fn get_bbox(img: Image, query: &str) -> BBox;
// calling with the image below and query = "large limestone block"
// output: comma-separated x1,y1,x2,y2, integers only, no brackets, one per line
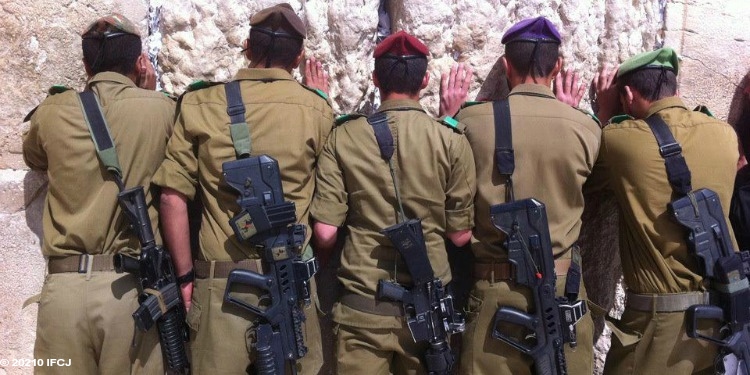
0,0,150,170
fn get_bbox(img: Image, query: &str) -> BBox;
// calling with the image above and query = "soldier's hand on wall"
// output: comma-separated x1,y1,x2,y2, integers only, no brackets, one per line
304,57,329,95
594,67,620,124
554,69,586,107
136,52,157,90
439,63,473,117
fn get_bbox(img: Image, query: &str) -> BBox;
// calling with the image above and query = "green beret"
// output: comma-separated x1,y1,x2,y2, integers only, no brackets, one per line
617,47,679,78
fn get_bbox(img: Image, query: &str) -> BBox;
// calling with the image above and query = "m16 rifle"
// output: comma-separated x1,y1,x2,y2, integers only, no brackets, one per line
376,218,465,375
221,155,318,375
114,186,190,374
490,198,586,375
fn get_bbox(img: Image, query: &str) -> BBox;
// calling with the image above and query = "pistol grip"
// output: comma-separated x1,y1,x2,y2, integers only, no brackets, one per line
686,304,726,345
491,306,538,354
224,269,273,318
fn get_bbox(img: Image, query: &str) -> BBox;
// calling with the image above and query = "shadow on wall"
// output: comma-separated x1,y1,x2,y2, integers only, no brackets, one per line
476,55,510,101
23,170,47,245
728,71,750,162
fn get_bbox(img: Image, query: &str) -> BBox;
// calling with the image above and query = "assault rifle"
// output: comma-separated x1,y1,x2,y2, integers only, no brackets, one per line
490,198,586,375
114,186,190,374
221,155,318,375
674,189,750,374
377,218,465,375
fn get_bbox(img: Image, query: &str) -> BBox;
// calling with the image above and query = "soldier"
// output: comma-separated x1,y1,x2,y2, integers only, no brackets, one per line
590,48,739,374
311,31,476,374
22,14,174,374
441,16,600,375
154,3,332,374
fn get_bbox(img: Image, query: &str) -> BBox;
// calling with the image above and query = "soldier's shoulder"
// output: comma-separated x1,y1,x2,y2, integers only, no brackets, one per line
335,113,367,127
25,85,78,122
693,105,715,118
607,114,636,126
436,115,466,134
571,107,601,127
300,84,331,105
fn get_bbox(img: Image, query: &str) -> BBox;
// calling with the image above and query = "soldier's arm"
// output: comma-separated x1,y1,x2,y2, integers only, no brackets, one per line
310,130,347,266
160,187,193,311
593,67,620,123
22,112,48,171
445,133,476,246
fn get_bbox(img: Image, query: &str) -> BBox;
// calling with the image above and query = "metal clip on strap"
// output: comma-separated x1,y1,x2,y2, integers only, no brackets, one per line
645,115,692,196
492,99,515,201
225,81,252,158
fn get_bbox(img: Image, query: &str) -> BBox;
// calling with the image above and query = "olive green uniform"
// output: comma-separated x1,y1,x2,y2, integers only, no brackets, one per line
585,97,739,374
23,72,175,374
455,84,601,375
152,68,332,374
310,99,476,374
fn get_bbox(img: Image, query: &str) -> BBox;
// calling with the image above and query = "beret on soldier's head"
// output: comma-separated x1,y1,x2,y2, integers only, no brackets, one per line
250,3,306,39
501,16,561,44
617,47,680,78
82,13,140,38
373,30,429,58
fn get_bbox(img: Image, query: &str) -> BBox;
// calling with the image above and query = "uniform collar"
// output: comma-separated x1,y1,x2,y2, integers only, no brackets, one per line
234,68,295,81
508,83,556,99
377,99,424,112
645,96,687,118
86,72,136,89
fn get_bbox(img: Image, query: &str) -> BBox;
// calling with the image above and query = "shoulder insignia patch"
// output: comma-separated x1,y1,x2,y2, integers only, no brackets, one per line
335,113,365,126
575,107,601,127
47,85,72,95
608,114,634,125
440,116,466,133
187,80,222,92
160,90,178,101
693,105,715,118
302,84,331,103
461,100,487,109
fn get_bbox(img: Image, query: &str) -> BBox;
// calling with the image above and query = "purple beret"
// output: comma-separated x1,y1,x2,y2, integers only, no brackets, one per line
374,30,429,58
501,17,561,44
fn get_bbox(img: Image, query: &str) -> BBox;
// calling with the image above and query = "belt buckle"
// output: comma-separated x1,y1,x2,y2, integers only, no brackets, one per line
77,254,94,274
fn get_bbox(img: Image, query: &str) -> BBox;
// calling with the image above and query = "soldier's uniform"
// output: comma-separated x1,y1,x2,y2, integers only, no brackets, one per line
152,6,333,373
585,48,739,374
22,14,174,375
310,32,476,375
454,17,601,375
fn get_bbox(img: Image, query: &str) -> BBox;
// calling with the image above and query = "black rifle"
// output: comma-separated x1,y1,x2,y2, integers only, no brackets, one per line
376,218,465,375
672,189,750,374
221,155,318,375
489,198,586,375
114,186,190,374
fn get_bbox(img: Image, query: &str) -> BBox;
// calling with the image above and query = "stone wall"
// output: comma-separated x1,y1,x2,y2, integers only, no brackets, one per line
1,0,748,374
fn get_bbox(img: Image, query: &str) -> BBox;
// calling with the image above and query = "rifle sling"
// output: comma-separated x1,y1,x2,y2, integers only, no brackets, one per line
224,80,252,158
644,114,692,196
77,91,124,188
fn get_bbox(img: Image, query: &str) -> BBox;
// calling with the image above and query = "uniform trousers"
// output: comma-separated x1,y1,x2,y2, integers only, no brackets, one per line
34,271,163,375
187,272,323,374
604,307,719,375
460,276,594,375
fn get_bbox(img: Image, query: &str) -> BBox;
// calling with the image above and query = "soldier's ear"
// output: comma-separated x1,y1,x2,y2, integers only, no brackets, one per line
243,39,252,60
83,58,94,78
551,56,563,77
420,70,429,90
501,56,511,78
372,71,381,88
292,49,305,71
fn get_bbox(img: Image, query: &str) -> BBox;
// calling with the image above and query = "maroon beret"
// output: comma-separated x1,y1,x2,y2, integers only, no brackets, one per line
374,30,429,58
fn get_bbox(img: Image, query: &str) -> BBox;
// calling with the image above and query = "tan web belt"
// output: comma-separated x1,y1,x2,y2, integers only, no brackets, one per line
47,254,116,274
626,291,712,313
473,258,572,282
194,259,262,279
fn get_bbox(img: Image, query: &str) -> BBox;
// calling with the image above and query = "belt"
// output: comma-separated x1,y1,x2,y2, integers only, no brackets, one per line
474,258,572,282
626,291,712,313
194,259,262,279
47,254,116,274
340,293,403,316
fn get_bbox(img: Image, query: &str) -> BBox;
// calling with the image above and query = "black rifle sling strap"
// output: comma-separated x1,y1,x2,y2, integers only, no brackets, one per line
493,99,515,202
225,80,252,158
645,114,693,197
367,112,406,224
77,91,125,190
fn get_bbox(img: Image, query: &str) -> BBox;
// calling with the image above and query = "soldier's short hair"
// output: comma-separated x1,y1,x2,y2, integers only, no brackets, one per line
248,27,304,69
504,41,559,78
82,34,141,75
374,56,428,95
618,68,678,102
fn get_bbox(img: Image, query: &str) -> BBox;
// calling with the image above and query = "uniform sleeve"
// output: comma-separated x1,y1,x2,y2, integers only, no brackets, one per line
22,112,48,171
583,132,610,194
151,106,198,199
315,106,334,157
445,132,476,232
310,130,348,226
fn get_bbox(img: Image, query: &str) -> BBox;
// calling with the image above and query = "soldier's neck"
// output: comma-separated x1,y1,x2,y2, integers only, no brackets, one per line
381,91,420,102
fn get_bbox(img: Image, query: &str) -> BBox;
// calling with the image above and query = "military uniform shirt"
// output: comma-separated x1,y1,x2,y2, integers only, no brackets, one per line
23,72,175,258
586,97,739,294
456,84,601,261
152,68,333,261
311,99,476,328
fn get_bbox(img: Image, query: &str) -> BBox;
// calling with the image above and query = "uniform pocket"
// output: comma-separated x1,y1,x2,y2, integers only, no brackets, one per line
186,299,202,333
